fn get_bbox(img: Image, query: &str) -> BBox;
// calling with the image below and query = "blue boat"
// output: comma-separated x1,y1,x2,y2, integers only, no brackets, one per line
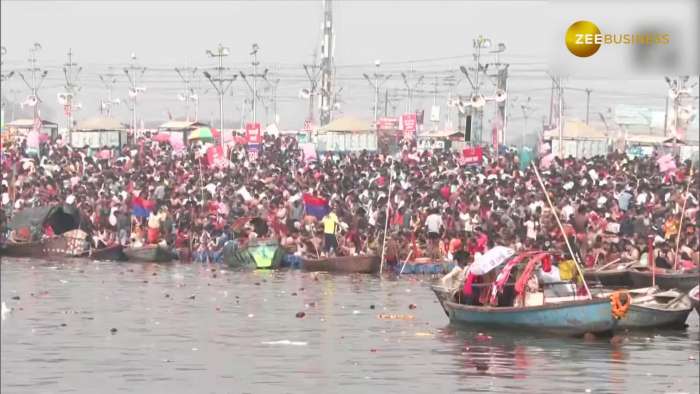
441,298,617,336
433,250,620,336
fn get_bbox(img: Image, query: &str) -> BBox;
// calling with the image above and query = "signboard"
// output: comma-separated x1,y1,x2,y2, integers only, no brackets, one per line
247,143,260,161
461,145,483,166
378,117,399,131
245,122,262,145
401,113,417,139
430,105,440,122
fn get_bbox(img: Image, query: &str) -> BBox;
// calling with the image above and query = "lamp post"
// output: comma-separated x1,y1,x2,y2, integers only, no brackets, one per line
204,44,236,149
363,60,391,123
239,43,268,125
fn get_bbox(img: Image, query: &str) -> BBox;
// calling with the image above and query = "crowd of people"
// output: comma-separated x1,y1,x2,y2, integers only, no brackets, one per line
1,131,698,272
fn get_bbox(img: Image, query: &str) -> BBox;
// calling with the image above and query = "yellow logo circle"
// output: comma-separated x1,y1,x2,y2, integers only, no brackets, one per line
565,21,601,57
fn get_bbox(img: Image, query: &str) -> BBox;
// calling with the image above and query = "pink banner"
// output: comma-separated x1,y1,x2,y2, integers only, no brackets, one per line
657,153,676,173
401,113,417,139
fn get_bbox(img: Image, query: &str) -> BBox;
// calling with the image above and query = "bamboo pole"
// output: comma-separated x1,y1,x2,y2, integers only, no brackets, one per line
399,249,414,275
673,166,694,270
379,173,394,275
530,163,591,299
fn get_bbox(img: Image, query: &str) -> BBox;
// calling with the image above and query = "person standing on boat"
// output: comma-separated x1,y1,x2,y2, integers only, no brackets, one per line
321,206,340,256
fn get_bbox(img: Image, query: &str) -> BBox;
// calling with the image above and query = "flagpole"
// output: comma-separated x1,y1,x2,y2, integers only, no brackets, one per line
379,172,394,275
673,166,694,270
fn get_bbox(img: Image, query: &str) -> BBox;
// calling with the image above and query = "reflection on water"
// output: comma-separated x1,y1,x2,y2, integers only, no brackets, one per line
1,258,698,393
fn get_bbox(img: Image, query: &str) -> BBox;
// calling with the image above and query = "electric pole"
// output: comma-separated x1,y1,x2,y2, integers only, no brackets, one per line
363,61,391,123
585,88,591,125
239,43,268,125
17,43,48,129
0,47,15,129
175,66,199,122
98,72,120,118
204,43,237,148
302,60,321,124
62,48,82,141
400,69,423,114
124,53,146,141
319,0,335,126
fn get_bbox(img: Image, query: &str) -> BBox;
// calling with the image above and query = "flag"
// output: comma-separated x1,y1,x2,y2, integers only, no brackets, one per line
657,153,676,173
302,193,329,220
131,194,155,218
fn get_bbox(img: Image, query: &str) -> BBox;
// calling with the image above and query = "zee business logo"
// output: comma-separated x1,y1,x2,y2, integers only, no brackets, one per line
565,20,670,57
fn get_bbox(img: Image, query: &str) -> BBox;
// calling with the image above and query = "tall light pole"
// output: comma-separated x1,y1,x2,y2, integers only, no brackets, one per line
520,97,532,149
98,73,120,118
124,53,146,141
239,43,268,125
319,0,335,126
17,43,48,128
363,60,391,123
0,47,15,129
62,48,82,140
400,70,423,114
204,43,237,148
175,66,198,122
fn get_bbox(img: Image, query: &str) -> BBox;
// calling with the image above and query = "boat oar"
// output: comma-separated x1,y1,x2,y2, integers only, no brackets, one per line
596,258,621,272
531,163,592,299
673,165,694,270
399,249,414,275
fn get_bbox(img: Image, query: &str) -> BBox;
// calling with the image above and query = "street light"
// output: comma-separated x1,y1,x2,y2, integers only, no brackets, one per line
205,44,234,148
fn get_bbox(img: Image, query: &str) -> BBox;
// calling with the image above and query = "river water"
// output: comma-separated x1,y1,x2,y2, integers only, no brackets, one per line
1,257,698,394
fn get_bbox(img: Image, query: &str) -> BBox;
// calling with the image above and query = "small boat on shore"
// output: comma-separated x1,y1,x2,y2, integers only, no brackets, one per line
583,260,636,288
88,244,127,262
397,258,455,275
593,287,693,329
223,238,284,269
628,268,699,292
123,244,175,263
301,255,380,274
0,239,46,258
689,285,700,315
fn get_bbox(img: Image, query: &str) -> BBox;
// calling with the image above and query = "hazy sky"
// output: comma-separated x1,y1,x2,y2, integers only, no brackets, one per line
1,0,695,143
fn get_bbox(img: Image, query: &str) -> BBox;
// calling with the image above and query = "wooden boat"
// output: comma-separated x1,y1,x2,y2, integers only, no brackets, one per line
42,230,90,257
88,244,127,262
431,285,452,316
689,285,700,315
628,268,699,292
398,258,455,274
593,287,693,329
0,239,46,258
123,244,175,263
301,255,380,274
583,261,635,288
223,238,284,269
441,298,617,336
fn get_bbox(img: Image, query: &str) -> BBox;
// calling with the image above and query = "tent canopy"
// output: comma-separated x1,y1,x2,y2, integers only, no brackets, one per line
317,116,374,133
75,116,126,131
543,120,607,140
5,119,59,129
158,120,209,130
8,204,91,235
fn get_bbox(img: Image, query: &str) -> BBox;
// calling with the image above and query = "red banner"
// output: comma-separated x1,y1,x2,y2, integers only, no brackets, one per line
401,113,417,139
245,122,262,145
461,146,483,166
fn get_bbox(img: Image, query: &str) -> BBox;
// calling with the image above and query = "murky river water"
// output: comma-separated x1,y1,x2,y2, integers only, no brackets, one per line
1,257,698,393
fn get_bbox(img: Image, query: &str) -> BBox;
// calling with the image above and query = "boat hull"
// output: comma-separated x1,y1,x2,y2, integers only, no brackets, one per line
123,245,174,263
301,255,380,274
42,235,90,258
224,239,284,269
431,285,452,316
89,244,127,262
628,270,699,292
617,303,692,329
0,240,46,258
584,269,631,288
442,298,617,336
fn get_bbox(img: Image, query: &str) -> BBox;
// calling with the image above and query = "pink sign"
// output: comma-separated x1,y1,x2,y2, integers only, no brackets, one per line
461,146,483,166
401,113,417,139
245,122,262,145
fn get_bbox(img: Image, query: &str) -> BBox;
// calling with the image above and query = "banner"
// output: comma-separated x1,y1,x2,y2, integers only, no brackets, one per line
401,113,417,139
378,117,399,131
461,145,483,166
245,122,262,145
247,143,260,161
657,153,676,173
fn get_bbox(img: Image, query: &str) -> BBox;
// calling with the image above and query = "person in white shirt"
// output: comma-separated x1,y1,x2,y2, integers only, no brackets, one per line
441,250,470,292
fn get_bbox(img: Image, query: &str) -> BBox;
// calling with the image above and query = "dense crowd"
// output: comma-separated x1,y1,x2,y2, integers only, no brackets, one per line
1,132,698,270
